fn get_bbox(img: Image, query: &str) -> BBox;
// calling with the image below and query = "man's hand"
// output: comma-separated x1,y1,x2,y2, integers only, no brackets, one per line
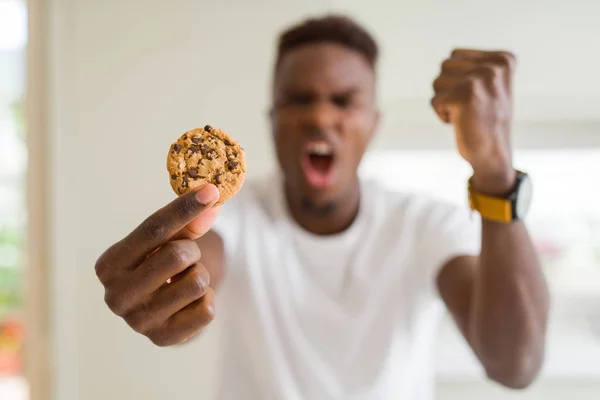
95,184,221,346
432,49,517,195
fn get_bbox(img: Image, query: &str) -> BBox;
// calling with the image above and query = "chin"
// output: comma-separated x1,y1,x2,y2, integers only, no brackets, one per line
300,183,343,208
301,195,337,215
305,191,335,205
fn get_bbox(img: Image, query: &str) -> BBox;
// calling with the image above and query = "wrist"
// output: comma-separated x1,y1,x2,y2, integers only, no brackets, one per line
471,167,517,196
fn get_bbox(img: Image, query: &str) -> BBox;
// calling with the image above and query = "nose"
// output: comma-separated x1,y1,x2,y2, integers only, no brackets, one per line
302,101,339,134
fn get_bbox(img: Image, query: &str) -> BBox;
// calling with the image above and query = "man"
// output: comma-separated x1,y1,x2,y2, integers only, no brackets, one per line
95,15,549,399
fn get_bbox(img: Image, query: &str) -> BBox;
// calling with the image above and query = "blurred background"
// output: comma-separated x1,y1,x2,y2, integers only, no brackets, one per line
0,0,599,399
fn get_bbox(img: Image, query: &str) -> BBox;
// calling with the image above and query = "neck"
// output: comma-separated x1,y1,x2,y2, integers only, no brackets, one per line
285,178,361,236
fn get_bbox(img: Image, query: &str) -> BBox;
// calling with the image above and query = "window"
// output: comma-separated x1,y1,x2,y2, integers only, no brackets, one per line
0,0,28,399
360,148,600,379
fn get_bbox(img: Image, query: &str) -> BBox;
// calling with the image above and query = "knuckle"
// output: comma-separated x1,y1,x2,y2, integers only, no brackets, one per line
490,67,504,86
475,65,496,80
188,265,209,298
202,299,216,323
94,246,118,283
490,52,516,72
165,241,189,266
201,289,216,323
499,51,516,65
124,310,152,335
441,59,453,70
94,257,109,283
474,65,504,91
141,215,168,241
495,55,510,67
104,289,128,317
148,332,167,347
491,65,503,77
149,330,173,347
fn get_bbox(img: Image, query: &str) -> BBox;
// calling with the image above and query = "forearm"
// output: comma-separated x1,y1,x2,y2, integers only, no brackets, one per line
469,219,550,387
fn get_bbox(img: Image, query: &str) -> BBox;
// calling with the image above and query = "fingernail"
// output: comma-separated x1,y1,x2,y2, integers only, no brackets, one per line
195,184,220,205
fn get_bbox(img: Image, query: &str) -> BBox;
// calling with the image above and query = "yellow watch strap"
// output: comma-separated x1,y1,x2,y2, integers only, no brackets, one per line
468,181,513,223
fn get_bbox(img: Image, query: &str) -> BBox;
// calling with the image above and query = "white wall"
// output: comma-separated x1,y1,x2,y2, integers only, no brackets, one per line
43,1,600,399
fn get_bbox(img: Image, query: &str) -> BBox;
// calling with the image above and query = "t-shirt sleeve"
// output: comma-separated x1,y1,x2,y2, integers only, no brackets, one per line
420,199,482,298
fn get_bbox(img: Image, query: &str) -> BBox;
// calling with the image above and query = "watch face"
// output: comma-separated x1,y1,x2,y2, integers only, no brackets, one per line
515,174,533,219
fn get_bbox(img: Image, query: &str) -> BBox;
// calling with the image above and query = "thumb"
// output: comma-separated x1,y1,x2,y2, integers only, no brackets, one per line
173,185,221,240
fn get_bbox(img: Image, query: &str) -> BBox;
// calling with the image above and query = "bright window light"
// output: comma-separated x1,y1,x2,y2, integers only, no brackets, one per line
0,1,27,52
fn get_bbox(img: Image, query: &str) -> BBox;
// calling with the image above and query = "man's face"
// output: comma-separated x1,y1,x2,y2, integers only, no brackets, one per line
271,42,379,211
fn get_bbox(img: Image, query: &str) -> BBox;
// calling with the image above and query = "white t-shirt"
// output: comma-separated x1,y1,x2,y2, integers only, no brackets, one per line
211,174,481,400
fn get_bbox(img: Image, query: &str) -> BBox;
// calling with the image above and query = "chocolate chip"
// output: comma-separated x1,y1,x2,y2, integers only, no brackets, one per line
200,144,210,155
227,160,238,170
188,146,199,154
171,174,177,180
183,134,187,140
172,144,181,153
223,139,232,146
214,173,222,184
204,125,212,132
182,177,189,187
191,137,202,144
187,168,198,178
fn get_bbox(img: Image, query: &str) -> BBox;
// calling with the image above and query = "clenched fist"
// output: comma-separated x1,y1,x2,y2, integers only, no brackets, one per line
95,185,221,346
432,49,517,195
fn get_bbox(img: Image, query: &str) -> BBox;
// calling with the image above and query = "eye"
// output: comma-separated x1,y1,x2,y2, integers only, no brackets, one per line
288,93,313,106
332,95,352,109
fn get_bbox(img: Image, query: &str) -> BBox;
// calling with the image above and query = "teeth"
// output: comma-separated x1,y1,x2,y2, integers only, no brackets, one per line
307,142,332,156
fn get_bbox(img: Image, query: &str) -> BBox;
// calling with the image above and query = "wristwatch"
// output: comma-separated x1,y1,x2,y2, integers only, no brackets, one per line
468,170,533,222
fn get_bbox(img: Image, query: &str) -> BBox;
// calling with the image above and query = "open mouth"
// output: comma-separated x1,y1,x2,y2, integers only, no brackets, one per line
300,141,337,188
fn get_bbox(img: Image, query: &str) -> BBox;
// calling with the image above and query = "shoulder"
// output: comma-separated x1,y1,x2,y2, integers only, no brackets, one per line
364,178,469,224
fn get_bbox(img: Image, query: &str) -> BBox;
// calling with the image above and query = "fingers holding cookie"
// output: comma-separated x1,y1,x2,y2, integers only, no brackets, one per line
98,184,220,273
95,125,245,347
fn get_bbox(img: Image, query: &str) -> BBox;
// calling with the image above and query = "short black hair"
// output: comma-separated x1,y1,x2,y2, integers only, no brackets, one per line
275,15,379,70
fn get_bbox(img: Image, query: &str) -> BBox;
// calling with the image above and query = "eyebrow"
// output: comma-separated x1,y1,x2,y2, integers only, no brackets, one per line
283,88,362,97
332,89,361,97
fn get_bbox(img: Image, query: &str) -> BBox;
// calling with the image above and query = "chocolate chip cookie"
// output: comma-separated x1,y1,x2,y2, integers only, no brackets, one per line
167,125,246,206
